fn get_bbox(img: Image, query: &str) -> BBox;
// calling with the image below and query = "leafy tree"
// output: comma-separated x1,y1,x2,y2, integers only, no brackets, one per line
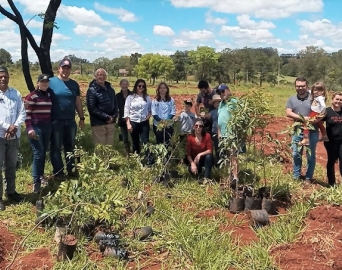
134,53,174,85
0,0,61,91
188,46,219,81
0,48,13,65
130,52,142,77
170,50,187,83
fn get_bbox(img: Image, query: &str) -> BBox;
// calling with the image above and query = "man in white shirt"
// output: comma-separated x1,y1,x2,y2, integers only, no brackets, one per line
0,67,26,210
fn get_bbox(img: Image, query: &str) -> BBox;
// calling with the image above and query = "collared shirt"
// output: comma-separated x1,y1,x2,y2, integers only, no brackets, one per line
151,98,176,126
218,98,238,138
0,87,26,139
124,94,152,123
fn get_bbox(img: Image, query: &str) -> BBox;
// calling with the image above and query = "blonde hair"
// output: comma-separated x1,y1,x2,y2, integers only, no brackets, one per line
311,81,327,102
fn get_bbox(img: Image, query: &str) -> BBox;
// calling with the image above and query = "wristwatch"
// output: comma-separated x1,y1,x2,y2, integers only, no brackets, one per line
80,117,85,120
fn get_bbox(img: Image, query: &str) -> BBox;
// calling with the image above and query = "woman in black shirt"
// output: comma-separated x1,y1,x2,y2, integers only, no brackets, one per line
323,92,342,186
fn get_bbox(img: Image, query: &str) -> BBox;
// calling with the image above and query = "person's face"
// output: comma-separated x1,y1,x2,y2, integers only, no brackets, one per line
58,66,71,79
95,70,107,84
200,87,208,95
137,82,146,93
295,81,307,95
38,80,49,91
313,87,324,98
158,84,167,96
120,81,129,90
184,104,191,112
193,121,204,133
0,72,9,90
332,95,342,107
213,101,220,108
218,88,231,101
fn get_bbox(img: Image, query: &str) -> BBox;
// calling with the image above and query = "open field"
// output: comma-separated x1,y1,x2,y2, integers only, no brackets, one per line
1,74,341,270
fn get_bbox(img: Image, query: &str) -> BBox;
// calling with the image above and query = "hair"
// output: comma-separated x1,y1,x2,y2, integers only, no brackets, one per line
311,81,327,102
120,78,129,85
191,118,206,137
94,68,107,76
198,80,209,89
294,76,308,86
133,79,148,101
155,82,171,102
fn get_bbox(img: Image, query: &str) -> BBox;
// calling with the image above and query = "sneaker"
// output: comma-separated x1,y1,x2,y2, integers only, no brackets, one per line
54,173,66,182
33,183,41,194
0,200,5,211
7,192,23,202
319,135,329,142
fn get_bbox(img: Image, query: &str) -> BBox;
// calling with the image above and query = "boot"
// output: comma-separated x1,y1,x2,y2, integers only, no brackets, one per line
124,142,130,158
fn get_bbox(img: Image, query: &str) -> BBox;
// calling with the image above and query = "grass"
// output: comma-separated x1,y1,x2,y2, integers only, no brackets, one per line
1,73,340,269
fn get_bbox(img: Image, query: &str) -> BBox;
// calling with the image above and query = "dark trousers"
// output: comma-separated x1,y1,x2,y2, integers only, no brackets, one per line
153,125,174,146
324,140,342,186
188,154,213,179
130,120,150,154
212,133,219,163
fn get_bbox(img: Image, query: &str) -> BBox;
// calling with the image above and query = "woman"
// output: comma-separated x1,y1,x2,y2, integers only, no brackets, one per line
116,79,132,157
86,68,117,146
186,119,213,181
323,92,342,187
124,79,152,160
25,74,52,194
151,82,176,146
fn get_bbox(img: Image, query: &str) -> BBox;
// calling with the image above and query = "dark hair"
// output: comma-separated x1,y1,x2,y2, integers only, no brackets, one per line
198,80,209,89
133,79,148,101
191,118,206,137
155,82,171,102
294,76,308,86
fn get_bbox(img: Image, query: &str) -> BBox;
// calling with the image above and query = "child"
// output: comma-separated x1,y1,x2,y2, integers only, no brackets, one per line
300,81,328,146
177,100,196,139
206,94,221,163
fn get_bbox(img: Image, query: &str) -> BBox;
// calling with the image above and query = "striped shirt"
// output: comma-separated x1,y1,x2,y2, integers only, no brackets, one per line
124,94,152,123
25,89,52,131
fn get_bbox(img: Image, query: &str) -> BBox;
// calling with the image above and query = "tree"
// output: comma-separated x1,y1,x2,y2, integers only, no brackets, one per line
134,53,174,85
130,52,142,77
170,50,187,83
0,48,13,66
0,0,61,91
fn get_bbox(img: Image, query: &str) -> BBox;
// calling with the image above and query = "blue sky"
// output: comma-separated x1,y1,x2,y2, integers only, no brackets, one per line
0,0,341,62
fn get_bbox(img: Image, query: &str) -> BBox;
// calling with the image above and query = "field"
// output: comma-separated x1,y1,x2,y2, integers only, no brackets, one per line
0,74,341,270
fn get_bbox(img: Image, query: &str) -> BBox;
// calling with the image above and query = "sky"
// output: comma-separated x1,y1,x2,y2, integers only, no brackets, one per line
0,0,341,62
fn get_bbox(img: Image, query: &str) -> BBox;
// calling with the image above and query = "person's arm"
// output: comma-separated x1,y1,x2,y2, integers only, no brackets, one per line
151,100,161,121
24,93,34,133
112,88,118,121
200,134,213,156
13,92,26,131
186,137,195,163
146,96,152,120
124,95,133,131
217,125,221,138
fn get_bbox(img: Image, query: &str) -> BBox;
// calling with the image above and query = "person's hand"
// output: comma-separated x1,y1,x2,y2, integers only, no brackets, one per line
4,132,12,139
7,125,17,136
127,123,133,133
194,154,201,164
79,119,85,129
200,112,205,118
106,116,114,124
28,130,37,139
190,162,198,174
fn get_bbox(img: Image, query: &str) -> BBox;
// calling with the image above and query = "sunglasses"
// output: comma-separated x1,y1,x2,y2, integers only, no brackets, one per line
138,85,145,88
194,124,203,128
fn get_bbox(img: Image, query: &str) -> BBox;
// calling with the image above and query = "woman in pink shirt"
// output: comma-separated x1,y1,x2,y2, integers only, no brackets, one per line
186,119,213,181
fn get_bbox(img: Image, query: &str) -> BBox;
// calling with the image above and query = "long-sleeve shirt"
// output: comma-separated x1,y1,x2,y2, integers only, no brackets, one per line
151,98,176,126
0,87,26,139
124,94,152,123
186,133,212,158
25,89,52,132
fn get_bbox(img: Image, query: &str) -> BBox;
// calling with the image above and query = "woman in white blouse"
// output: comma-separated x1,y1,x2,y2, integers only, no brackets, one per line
124,79,152,156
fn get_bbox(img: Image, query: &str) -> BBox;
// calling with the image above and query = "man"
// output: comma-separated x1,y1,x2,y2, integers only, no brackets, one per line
86,68,117,146
49,58,85,179
217,83,243,182
116,79,132,157
0,67,26,210
286,76,319,186
195,80,215,134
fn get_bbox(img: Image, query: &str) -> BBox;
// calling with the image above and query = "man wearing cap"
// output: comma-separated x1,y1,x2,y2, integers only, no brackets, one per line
49,58,85,179
0,67,26,209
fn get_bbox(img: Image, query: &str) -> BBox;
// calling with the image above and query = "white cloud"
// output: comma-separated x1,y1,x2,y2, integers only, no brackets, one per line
171,38,193,48
94,2,138,22
153,25,175,36
0,18,16,29
16,0,49,14
170,0,323,19
74,25,106,37
180,30,214,40
25,19,43,29
237,14,275,29
58,5,111,26
205,12,227,25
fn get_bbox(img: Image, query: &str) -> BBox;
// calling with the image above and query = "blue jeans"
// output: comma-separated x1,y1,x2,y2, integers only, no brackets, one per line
0,138,19,198
188,154,213,179
50,119,77,175
29,124,52,184
292,131,319,179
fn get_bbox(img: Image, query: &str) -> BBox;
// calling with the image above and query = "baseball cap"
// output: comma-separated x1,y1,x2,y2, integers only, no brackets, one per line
37,74,49,82
217,84,229,91
59,58,72,68
0,67,9,73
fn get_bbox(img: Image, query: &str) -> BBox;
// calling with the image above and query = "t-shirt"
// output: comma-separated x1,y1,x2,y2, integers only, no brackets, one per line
311,96,326,114
49,77,80,120
196,90,215,111
218,98,238,138
210,108,218,134
324,107,342,141
179,111,196,133
286,94,318,132
186,133,212,159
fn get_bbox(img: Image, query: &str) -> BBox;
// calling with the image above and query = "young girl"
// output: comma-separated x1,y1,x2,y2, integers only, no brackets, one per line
300,81,328,145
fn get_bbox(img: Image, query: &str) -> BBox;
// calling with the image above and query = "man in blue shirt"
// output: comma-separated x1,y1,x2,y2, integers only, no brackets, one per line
0,67,26,210
49,59,85,180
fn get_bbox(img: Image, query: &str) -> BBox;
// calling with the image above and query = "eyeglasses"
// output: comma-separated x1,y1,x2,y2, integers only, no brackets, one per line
194,124,203,128
137,85,145,88
295,85,307,89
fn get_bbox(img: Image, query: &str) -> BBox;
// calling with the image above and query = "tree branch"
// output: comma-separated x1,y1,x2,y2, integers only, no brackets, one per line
0,4,17,23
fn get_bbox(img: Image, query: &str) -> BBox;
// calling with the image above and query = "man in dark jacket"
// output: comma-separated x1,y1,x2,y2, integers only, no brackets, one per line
86,68,118,146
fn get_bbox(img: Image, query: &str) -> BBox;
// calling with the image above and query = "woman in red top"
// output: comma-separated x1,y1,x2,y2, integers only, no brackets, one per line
186,118,213,180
